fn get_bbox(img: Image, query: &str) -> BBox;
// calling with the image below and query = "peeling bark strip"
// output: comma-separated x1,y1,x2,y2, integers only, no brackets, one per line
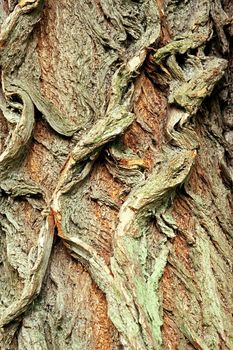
0,0,233,349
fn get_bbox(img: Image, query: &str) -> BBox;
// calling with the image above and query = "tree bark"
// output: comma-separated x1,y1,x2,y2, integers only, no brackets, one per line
0,0,232,349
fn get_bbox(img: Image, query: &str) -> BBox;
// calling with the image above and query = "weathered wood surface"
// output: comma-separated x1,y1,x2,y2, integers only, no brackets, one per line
0,0,232,349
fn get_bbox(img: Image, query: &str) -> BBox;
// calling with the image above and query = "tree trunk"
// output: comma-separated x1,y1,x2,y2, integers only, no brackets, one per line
0,0,232,349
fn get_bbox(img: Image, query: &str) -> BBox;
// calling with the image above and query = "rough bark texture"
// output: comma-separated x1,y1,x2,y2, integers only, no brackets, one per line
0,0,232,349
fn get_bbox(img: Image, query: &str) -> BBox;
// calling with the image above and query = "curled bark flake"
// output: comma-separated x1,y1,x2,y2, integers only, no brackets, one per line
0,86,34,178
0,212,54,327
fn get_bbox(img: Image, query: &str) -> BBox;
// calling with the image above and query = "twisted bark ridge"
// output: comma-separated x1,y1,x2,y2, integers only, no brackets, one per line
0,0,232,349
